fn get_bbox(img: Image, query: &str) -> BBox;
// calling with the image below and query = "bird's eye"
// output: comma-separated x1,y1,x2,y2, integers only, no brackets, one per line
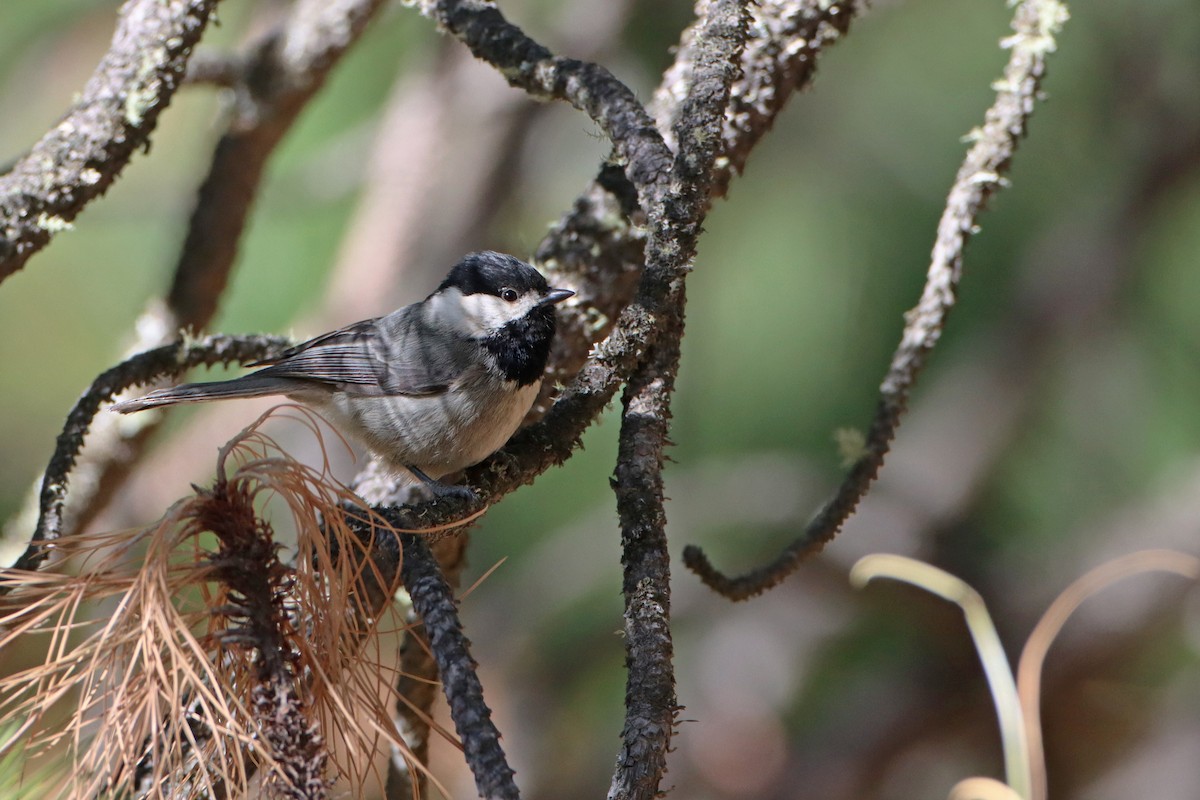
500,288,519,302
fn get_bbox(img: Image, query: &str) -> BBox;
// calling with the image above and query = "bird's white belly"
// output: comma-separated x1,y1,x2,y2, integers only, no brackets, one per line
320,379,539,479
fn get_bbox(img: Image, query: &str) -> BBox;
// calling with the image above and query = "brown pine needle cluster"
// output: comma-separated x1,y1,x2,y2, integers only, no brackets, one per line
0,407,442,799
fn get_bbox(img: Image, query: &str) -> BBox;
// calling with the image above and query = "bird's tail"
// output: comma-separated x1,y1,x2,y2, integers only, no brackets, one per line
111,376,299,414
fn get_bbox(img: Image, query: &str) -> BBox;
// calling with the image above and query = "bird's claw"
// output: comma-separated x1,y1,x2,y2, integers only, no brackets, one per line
406,465,478,504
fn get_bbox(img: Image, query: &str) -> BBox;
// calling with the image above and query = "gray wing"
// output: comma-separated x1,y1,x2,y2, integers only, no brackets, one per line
250,312,468,397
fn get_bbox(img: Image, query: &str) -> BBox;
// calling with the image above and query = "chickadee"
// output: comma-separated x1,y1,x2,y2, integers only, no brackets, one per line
113,251,574,498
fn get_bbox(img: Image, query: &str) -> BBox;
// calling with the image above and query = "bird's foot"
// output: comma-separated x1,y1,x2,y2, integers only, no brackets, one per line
406,465,479,503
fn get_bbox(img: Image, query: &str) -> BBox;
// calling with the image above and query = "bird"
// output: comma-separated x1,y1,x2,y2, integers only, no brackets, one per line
113,251,574,499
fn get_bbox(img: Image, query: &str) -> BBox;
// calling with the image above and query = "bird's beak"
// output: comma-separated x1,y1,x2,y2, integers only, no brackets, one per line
539,288,575,306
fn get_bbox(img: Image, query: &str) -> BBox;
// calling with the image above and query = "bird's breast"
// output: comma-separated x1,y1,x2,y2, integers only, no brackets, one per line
330,374,540,479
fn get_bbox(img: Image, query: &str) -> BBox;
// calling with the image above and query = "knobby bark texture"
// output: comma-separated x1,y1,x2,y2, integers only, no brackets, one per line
2,0,873,793
0,0,219,281
609,312,685,800
2,0,388,555
363,0,870,531
5,0,871,794
386,534,469,800
400,534,519,800
684,0,1071,600
8,334,288,583
607,2,749,797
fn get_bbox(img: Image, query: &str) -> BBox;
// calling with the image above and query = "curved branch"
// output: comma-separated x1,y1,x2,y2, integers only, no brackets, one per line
368,0,752,520
11,0,388,551
413,0,673,211
400,534,519,800
684,0,1071,600
719,0,862,197
0,0,219,282
386,535,469,800
361,0,856,529
533,0,867,421
7,334,289,579
352,0,680,517
340,8,749,792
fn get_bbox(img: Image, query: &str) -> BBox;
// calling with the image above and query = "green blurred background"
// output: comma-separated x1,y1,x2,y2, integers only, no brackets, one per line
2,0,1200,798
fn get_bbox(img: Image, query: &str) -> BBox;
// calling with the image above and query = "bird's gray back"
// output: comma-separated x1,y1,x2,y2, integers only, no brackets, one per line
256,305,476,397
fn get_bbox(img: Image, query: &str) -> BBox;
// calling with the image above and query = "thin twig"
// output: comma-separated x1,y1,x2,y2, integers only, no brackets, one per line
684,0,1071,600
0,0,219,282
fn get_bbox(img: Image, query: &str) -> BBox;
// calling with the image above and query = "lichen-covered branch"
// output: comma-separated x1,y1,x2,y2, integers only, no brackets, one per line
4,0,873,791
716,0,862,197
684,0,1071,600
0,0,219,281
607,2,748,797
359,0,856,533
412,0,673,215
608,309,684,800
6,334,288,580
350,0,678,521
6,0,388,553
531,0,866,422
400,534,519,800
370,0,738,521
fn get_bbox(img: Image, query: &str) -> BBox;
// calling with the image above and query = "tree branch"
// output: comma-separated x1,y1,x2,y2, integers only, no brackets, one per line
532,0,867,422
400,534,519,800
168,0,386,326
0,0,219,282
357,0,862,552
0,0,889,792
8,0,388,551
386,535,469,800
608,2,748,797
345,7,747,796
7,334,289,580
684,0,1071,600
411,0,673,209
716,0,862,198
608,310,684,800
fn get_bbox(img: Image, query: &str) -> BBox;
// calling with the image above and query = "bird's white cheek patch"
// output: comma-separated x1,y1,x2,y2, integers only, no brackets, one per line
458,292,539,333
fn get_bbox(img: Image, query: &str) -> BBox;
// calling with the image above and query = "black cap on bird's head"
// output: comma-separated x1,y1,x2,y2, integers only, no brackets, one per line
437,251,549,298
